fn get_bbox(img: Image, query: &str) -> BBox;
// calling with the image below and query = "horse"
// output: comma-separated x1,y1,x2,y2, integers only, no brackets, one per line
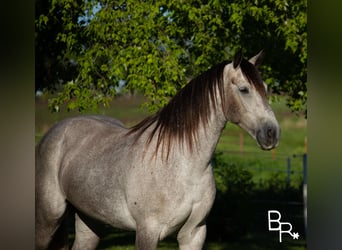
35,50,280,249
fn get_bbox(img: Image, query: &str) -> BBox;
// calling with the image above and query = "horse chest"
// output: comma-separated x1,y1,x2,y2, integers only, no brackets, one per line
159,168,216,239
127,164,215,229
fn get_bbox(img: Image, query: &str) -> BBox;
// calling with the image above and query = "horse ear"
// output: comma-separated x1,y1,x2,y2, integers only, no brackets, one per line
249,50,265,68
233,49,243,68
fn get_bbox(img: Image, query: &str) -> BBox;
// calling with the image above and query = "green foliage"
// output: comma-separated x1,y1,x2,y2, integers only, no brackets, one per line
35,0,85,94
208,152,304,241
226,0,307,115
209,152,255,240
36,0,307,113
256,172,304,201
213,152,254,196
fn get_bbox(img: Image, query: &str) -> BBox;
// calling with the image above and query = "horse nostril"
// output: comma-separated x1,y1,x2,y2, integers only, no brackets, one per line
267,127,275,139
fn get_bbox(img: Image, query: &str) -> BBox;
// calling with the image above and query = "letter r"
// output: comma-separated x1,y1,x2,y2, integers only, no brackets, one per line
279,222,293,243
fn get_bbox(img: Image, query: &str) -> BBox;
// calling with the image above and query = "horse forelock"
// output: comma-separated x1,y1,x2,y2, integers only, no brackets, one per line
240,59,267,99
127,61,229,159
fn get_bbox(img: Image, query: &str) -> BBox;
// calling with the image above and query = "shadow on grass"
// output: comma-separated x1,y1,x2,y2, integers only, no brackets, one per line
68,226,306,250
204,232,306,250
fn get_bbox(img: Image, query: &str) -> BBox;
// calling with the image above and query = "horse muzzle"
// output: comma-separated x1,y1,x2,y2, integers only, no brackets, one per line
256,123,280,150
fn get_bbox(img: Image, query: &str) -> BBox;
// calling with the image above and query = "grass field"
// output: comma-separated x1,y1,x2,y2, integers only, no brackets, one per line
35,94,307,249
77,229,306,250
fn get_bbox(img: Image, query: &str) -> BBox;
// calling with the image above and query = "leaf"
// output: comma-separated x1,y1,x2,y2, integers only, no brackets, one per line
37,0,306,114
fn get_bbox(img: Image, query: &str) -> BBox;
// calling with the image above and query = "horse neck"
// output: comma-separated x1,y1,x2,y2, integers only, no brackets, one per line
190,104,227,165
135,83,229,170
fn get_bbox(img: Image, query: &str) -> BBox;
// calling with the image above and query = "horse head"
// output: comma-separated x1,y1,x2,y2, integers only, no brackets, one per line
223,50,280,150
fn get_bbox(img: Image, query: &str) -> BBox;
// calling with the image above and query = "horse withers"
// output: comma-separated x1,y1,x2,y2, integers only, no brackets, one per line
35,50,280,249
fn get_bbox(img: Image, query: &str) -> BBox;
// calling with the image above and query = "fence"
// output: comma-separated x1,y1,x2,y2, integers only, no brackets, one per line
217,131,307,186
246,153,307,240
217,133,308,239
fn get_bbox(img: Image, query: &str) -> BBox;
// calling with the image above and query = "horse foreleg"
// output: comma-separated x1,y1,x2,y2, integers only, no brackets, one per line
135,223,160,250
177,184,215,250
177,223,207,250
71,213,101,250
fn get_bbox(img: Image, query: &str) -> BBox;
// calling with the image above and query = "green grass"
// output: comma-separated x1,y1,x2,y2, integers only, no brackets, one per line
67,228,306,250
211,96,307,188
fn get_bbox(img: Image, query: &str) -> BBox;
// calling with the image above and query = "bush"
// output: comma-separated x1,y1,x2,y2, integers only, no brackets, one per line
207,152,255,241
255,172,303,201
207,152,305,241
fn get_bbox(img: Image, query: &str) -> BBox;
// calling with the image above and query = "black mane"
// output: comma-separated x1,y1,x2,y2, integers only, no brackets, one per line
127,59,264,159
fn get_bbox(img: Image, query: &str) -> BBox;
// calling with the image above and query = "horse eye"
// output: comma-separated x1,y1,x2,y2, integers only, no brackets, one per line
239,86,249,94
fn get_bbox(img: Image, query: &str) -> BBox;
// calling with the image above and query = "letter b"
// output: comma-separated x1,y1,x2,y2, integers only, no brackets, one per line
268,210,281,231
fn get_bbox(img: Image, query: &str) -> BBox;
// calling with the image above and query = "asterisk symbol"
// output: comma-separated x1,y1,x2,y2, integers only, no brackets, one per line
292,232,299,240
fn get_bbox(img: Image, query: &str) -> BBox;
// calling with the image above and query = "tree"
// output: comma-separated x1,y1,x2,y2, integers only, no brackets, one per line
35,0,85,93
36,0,307,114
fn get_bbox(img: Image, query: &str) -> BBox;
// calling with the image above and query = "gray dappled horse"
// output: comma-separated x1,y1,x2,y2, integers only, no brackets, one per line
36,50,280,249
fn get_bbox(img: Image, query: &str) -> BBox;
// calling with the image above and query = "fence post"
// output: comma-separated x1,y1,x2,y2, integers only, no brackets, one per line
303,153,307,237
303,153,307,185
